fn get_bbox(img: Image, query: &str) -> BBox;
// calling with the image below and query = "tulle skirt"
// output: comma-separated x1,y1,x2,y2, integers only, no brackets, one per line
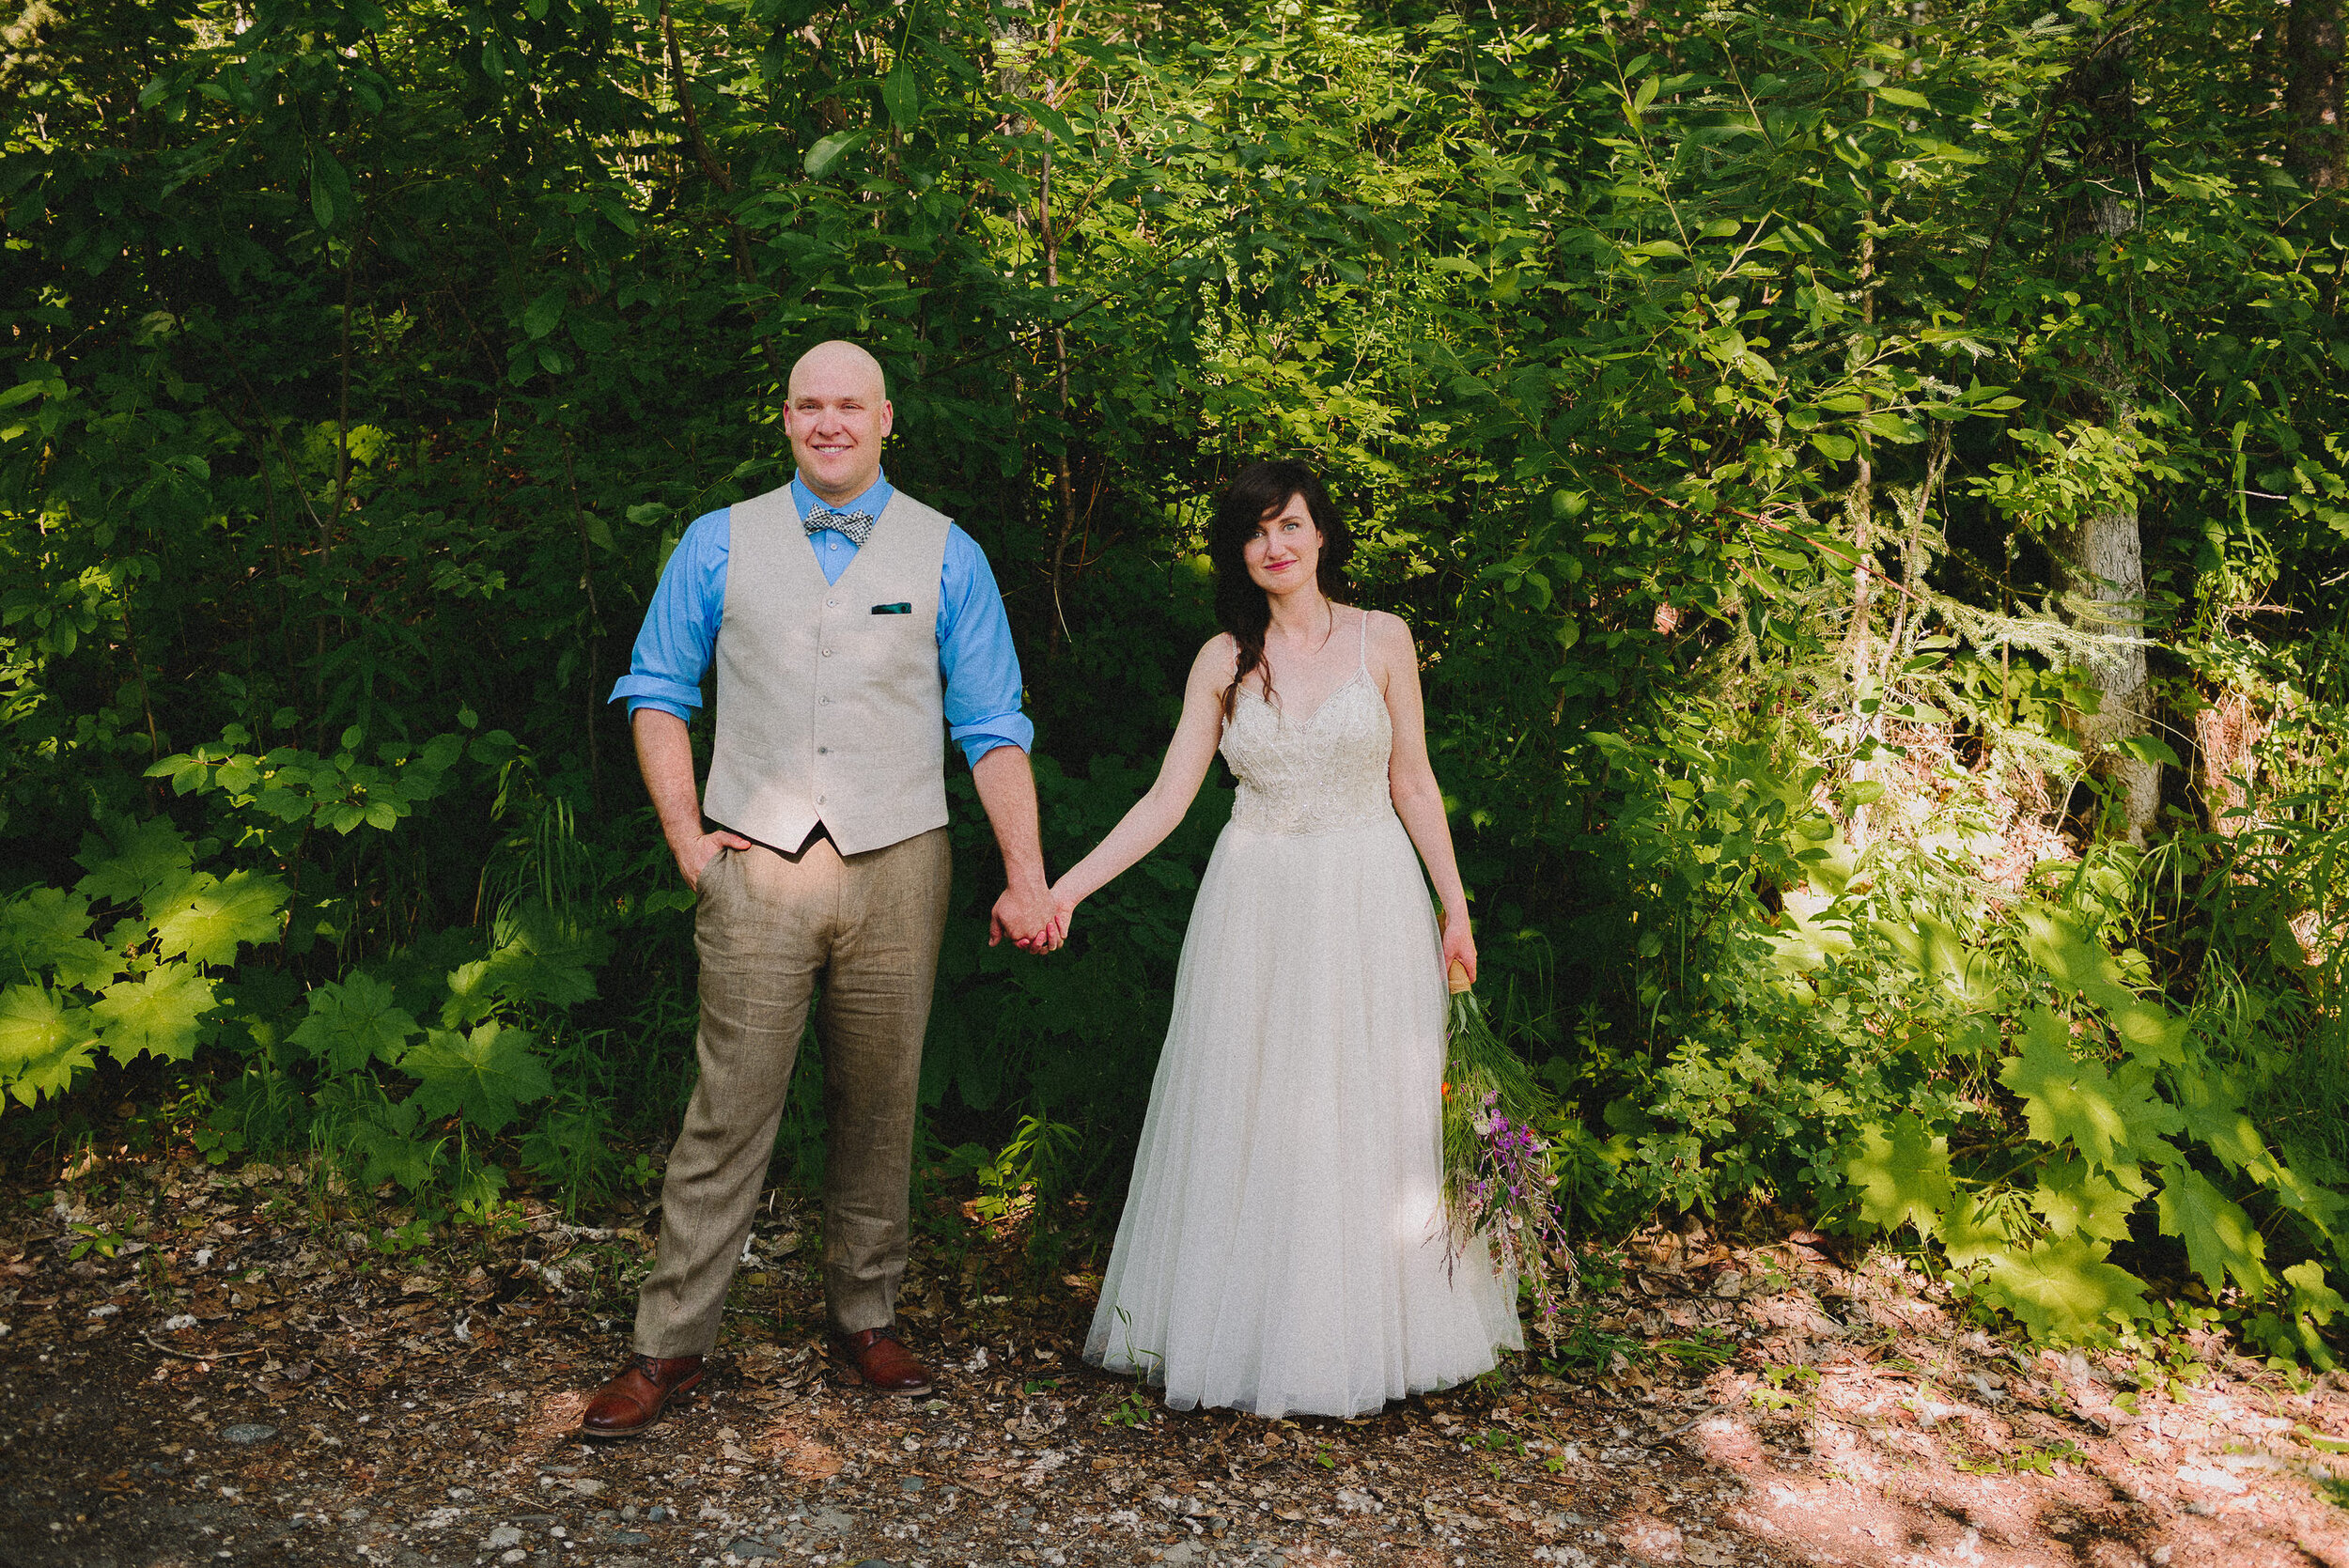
1083,813,1522,1419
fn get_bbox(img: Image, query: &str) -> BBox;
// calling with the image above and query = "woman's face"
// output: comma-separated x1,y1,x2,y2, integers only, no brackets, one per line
1243,492,1321,598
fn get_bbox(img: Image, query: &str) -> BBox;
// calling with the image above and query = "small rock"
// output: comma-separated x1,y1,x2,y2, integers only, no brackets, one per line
849,1560,898,1568
899,1475,925,1493
812,1509,855,1533
447,1487,474,1501
163,1313,198,1331
1160,1545,1201,1566
610,1531,652,1545
220,1424,277,1445
726,1539,781,1560
646,1506,670,1522
485,1526,524,1548
87,1303,119,1319
340,1508,370,1524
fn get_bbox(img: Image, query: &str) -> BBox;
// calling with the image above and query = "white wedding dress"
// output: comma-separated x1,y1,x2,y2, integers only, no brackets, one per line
1083,615,1522,1419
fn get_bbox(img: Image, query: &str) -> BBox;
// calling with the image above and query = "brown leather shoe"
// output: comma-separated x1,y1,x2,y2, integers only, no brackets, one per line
578,1354,704,1439
832,1327,933,1395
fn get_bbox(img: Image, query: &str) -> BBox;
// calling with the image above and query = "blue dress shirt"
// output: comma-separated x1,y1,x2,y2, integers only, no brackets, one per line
607,472,1035,768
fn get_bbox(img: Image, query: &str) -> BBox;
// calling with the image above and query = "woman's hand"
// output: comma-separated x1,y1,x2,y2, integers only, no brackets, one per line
1440,908,1477,986
1019,885,1081,953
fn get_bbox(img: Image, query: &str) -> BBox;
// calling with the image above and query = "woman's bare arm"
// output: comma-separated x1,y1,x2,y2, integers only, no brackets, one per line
1377,612,1477,983
1042,637,1233,939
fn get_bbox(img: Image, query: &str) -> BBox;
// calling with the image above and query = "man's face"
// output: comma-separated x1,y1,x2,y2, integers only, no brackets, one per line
786,355,894,502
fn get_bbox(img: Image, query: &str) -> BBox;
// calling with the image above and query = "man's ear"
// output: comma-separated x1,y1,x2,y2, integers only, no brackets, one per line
877,399,895,440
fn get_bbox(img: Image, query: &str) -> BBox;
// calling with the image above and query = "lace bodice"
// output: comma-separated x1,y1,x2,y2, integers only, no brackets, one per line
1221,615,1394,836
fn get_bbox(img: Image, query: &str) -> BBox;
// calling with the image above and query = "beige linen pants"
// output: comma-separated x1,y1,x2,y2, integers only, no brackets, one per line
633,828,951,1358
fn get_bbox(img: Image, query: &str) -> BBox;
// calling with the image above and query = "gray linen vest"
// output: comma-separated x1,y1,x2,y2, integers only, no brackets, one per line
702,484,953,856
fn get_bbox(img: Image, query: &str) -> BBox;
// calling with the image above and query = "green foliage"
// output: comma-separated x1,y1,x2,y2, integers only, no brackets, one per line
2,0,2346,1368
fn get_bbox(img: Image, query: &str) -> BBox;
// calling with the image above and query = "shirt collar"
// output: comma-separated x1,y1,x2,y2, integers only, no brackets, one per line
792,468,894,527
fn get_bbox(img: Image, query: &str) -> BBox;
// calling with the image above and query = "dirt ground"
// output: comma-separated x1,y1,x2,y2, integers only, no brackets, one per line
5,1154,2347,1568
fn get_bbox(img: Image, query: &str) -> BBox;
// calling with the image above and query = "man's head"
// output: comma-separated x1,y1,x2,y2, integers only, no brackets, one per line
786,341,894,504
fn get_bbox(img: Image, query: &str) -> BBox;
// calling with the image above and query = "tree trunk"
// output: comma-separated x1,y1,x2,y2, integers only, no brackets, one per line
2288,0,2347,191
2061,39,2160,844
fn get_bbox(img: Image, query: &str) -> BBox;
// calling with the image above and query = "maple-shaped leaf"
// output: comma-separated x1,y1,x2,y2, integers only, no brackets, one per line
288,972,420,1073
440,904,609,1026
90,963,219,1064
71,816,195,907
340,1095,442,1192
2155,1165,2273,1296
2108,1000,2187,1067
1874,913,1999,1011
0,887,117,990
2020,907,2138,1013
2287,1260,2344,1326
1975,1234,2149,1341
0,983,99,1105
2030,1152,2145,1245
401,1021,553,1134
2263,1150,2349,1240
2170,1071,2270,1174
1997,1010,2178,1173
1840,1111,1952,1233
150,871,288,969
1935,1188,2012,1266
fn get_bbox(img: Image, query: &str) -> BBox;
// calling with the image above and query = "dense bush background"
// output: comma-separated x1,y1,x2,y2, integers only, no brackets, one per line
6,0,2349,1361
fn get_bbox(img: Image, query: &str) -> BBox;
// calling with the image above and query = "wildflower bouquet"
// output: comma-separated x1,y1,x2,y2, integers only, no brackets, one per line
1441,962,1578,1340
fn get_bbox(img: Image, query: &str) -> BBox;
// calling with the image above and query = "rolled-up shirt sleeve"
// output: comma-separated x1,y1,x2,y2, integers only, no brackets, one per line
939,525,1035,768
608,507,729,721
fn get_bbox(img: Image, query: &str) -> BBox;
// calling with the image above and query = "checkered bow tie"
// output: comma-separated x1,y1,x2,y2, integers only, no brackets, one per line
803,505,877,547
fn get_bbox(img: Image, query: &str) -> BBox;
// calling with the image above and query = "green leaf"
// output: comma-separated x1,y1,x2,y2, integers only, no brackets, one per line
72,817,195,907
2018,908,2136,1012
1874,913,1997,1010
804,130,871,178
522,288,565,340
1934,1189,2010,1266
401,1021,554,1134
0,984,98,1103
2114,733,2182,768
0,887,117,990
89,963,218,1064
288,972,420,1073
2286,1259,2344,1326
2155,1165,2272,1296
2172,1073,2270,1173
1975,1234,2149,1340
440,905,609,1026
150,871,288,968
881,63,921,130
1875,85,1931,109
1997,1010,2180,1172
2109,1001,2187,1067
342,1095,441,1191
1840,1111,1951,1232
2029,1152,2144,1245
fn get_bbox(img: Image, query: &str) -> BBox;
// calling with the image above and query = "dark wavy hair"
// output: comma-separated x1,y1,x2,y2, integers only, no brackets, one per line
1209,459,1354,721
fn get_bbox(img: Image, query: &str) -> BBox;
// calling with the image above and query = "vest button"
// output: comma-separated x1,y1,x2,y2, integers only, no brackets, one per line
819,696,831,705
828,599,838,608
817,794,826,804
821,648,832,657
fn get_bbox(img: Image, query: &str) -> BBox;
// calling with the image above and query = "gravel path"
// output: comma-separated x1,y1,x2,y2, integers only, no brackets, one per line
5,1159,2345,1568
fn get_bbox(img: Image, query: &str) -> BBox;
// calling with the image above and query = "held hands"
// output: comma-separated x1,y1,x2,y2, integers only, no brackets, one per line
677,829,754,891
989,881,1060,953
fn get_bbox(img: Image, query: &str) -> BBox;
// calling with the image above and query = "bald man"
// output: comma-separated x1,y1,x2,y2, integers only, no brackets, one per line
587,341,1055,1436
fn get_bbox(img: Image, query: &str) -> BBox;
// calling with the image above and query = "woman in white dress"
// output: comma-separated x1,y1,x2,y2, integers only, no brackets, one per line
1034,459,1521,1420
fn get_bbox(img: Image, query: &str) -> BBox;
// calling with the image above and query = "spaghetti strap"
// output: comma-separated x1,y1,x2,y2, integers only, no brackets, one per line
1356,607,1371,674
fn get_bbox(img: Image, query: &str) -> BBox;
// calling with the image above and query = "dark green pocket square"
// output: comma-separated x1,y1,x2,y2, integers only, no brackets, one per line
871,602,912,615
